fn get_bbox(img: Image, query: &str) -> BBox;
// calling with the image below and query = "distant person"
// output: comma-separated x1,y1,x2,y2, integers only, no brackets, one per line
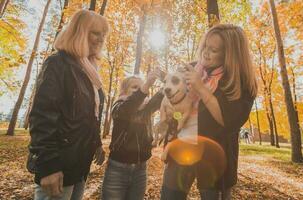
244,131,251,144
27,10,109,200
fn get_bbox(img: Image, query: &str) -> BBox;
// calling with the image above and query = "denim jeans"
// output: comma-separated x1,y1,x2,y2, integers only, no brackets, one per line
101,159,147,200
160,162,231,200
34,180,85,200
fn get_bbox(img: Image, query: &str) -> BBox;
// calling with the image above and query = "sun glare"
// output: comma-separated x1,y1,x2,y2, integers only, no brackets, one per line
148,29,166,50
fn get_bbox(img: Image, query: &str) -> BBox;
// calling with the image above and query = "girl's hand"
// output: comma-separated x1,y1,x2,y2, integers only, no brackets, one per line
184,64,203,93
141,69,159,93
146,69,159,86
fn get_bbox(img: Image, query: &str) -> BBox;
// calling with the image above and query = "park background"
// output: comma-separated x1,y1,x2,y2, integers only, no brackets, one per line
0,0,302,199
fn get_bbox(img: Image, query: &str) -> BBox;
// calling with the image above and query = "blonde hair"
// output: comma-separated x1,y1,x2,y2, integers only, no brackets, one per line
119,76,142,96
54,10,109,58
197,24,258,100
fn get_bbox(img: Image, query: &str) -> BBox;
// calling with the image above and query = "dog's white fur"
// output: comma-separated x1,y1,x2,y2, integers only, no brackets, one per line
152,70,194,147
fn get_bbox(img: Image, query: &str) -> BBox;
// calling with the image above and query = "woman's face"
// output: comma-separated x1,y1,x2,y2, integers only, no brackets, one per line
201,33,225,68
88,28,105,57
126,79,143,96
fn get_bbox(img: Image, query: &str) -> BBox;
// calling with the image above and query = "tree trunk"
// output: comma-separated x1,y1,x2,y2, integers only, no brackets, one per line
248,116,253,140
269,93,279,148
263,90,275,146
102,99,111,138
254,101,262,145
53,0,69,50
0,0,9,17
206,0,220,28
6,0,52,136
134,9,147,74
100,0,108,15
290,68,301,132
269,0,302,162
266,111,275,146
89,0,97,11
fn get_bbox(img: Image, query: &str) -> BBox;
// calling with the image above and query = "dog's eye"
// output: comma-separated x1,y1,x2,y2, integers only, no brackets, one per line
171,76,180,85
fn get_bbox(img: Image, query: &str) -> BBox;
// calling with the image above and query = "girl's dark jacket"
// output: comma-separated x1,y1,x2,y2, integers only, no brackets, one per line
28,51,104,186
109,89,164,164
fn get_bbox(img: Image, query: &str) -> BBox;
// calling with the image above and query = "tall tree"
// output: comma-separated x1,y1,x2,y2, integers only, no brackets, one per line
134,8,147,74
0,0,9,17
54,0,69,40
6,0,52,136
89,0,97,11
100,0,108,15
254,101,262,145
206,0,220,27
269,0,302,162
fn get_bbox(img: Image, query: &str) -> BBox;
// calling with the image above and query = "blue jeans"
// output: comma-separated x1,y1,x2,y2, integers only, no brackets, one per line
34,180,85,200
160,162,231,200
101,159,147,200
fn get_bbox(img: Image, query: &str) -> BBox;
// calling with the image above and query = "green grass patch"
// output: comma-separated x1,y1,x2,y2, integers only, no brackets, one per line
0,128,29,136
240,143,291,162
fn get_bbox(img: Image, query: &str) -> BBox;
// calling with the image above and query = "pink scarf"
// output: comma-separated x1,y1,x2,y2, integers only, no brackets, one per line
195,61,224,92
190,61,224,111
80,58,103,119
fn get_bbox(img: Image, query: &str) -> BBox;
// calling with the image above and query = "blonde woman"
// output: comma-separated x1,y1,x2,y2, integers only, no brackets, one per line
28,10,109,200
161,24,257,200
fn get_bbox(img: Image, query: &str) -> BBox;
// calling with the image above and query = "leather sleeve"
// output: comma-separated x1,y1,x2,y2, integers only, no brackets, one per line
29,56,63,179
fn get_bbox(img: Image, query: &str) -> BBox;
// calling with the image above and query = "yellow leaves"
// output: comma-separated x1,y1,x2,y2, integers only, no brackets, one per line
0,2,27,93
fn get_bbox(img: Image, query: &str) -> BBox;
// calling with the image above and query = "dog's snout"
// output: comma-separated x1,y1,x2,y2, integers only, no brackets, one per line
164,88,171,95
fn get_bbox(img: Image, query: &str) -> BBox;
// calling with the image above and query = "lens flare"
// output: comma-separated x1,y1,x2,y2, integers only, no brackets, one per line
164,136,227,189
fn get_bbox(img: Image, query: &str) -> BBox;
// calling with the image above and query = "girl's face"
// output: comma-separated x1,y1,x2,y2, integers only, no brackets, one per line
126,79,143,96
201,33,225,68
88,28,105,57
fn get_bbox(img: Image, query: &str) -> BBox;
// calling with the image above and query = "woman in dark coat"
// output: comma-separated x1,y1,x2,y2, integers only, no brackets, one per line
161,24,258,200
28,10,109,200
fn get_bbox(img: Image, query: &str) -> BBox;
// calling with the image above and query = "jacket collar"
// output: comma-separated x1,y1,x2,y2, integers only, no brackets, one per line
58,50,83,72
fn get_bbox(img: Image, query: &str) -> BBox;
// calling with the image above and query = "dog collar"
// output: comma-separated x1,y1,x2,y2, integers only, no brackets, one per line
170,93,187,105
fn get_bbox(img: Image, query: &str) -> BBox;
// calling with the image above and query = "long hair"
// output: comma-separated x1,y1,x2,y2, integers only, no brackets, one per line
54,10,109,58
196,24,258,100
119,76,142,97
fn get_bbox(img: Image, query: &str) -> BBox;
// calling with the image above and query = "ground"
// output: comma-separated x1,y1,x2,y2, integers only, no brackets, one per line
0,130,302,200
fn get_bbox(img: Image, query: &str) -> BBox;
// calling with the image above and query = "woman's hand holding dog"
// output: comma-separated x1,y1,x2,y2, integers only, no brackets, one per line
184,64,204,94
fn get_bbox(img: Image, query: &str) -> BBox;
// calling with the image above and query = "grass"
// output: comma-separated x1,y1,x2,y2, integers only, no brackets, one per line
240,143,291,162
0,128,29,136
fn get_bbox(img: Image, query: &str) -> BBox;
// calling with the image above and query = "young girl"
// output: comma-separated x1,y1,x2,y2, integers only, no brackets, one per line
161,24,257,200
101,70,164,200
